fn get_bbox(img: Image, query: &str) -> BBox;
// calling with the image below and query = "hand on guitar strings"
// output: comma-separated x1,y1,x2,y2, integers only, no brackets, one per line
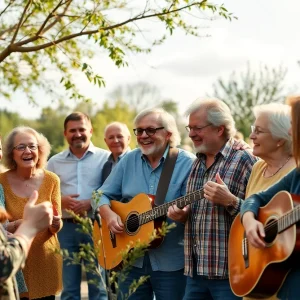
204,173,237,207
242,211,266,248
167,204,190,223
100,205,124,234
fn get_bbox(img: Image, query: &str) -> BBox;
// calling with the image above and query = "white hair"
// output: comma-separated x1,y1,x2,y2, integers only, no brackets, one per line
104,122,131,137
253,103,292,154
134,107,181,147
185,98,236,139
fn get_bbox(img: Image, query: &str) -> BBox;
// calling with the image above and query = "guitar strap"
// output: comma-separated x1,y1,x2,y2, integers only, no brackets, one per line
155,146,179,206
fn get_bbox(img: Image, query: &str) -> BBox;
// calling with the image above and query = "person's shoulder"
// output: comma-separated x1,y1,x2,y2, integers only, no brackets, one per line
120,148,140,161
0,171,8,184
92,147,110,156
178,148,196,160
230,141,257,161
93,146,110,153
252,159,264,169
235,148,258,166
48,150,68,162
44,169,60,183
290,167,300,178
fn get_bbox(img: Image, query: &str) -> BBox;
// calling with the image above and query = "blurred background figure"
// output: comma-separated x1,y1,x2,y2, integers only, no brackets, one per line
0,126,62,300
0,190,53,300
101,122,131,185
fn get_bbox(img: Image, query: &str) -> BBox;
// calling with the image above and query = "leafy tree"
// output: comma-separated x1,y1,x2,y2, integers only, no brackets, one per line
92,100,136,149
212,63,288,138
36,101,70,155
0,0,235,105
0,109,38,138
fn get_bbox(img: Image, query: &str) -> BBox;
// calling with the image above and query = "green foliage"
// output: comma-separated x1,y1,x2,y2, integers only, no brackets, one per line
92,100,137,149
0,109,37,137
212,63,288,138
0,0,235,104
0,83,186,156
56,205,176,300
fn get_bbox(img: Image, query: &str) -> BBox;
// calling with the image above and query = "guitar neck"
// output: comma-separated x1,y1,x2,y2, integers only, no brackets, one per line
139,189,204,225
278,205,300,233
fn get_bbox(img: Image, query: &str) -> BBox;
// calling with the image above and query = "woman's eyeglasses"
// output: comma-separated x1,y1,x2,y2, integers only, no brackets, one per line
13,144,38,151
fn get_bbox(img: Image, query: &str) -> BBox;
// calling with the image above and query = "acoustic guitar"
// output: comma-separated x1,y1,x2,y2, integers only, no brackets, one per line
228,191,300,299
93,189,204,270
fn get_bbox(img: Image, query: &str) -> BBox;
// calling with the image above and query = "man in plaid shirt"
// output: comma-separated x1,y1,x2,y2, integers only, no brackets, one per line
169,98,258,299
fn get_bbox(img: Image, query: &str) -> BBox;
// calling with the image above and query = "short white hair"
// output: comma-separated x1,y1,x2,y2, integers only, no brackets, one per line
185,98,236,139
104,122,131,137
134,107,181,147
253,103,292,154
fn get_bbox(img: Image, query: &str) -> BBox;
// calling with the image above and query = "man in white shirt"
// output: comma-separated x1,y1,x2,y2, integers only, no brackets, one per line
47,112,109,300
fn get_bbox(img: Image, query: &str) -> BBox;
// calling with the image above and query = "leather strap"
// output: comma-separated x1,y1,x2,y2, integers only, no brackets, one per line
155,147,179,206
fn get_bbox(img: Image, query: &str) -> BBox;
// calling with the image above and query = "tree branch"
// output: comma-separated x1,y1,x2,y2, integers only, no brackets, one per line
41,1,73,34
10,0,32,45
0,0,14,18
13,0,72,47
0,24,17,39
35,0,68,36
12,1,206,52
0,45,12,62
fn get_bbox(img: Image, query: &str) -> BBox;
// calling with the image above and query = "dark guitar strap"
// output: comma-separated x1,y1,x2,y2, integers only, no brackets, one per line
155,147,179,206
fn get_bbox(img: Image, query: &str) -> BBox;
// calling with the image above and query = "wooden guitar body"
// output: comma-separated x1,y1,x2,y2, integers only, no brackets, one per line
93,193,164,270
229,191,300,298
93,188,205,270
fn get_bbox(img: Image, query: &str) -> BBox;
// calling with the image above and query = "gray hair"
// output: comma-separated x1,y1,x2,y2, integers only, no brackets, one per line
134,107,181,147
185,98,236,139
104,122,131,137
253,103,292,154
3,126,51,170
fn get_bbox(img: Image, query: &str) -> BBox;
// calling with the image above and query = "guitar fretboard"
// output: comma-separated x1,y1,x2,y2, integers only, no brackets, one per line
138,189,205,225
278,205,300,233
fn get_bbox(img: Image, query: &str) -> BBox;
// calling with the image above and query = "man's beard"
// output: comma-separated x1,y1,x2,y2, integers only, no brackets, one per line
194,143,208,154
72,137,86,148
140,142,163,156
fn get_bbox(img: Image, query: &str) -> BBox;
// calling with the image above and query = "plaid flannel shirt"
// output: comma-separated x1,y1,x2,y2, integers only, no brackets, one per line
184,138,258,279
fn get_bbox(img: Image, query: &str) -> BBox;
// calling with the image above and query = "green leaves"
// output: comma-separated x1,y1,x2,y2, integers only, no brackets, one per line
56,209,176,299
0,0,235,104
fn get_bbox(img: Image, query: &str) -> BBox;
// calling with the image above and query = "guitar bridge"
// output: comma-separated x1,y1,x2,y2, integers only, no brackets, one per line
242,232,249,269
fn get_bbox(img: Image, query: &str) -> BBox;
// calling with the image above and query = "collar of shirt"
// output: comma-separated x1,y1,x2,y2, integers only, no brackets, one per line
63,142,96,159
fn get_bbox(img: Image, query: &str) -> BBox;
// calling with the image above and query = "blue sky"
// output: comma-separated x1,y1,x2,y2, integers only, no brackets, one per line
1,0,299,118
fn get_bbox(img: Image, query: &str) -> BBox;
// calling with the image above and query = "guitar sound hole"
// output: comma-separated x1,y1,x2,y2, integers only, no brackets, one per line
126,213,140,235
264,218,278,244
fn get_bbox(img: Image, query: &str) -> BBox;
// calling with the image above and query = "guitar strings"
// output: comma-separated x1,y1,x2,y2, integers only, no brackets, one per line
125,188,205,228
263,205,300,233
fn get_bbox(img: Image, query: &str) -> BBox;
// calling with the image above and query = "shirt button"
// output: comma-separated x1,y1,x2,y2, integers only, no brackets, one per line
194,244,197,247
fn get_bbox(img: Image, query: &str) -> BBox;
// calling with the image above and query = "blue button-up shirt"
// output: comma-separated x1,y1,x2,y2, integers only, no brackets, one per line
98,146,196,271
47,143,110,218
